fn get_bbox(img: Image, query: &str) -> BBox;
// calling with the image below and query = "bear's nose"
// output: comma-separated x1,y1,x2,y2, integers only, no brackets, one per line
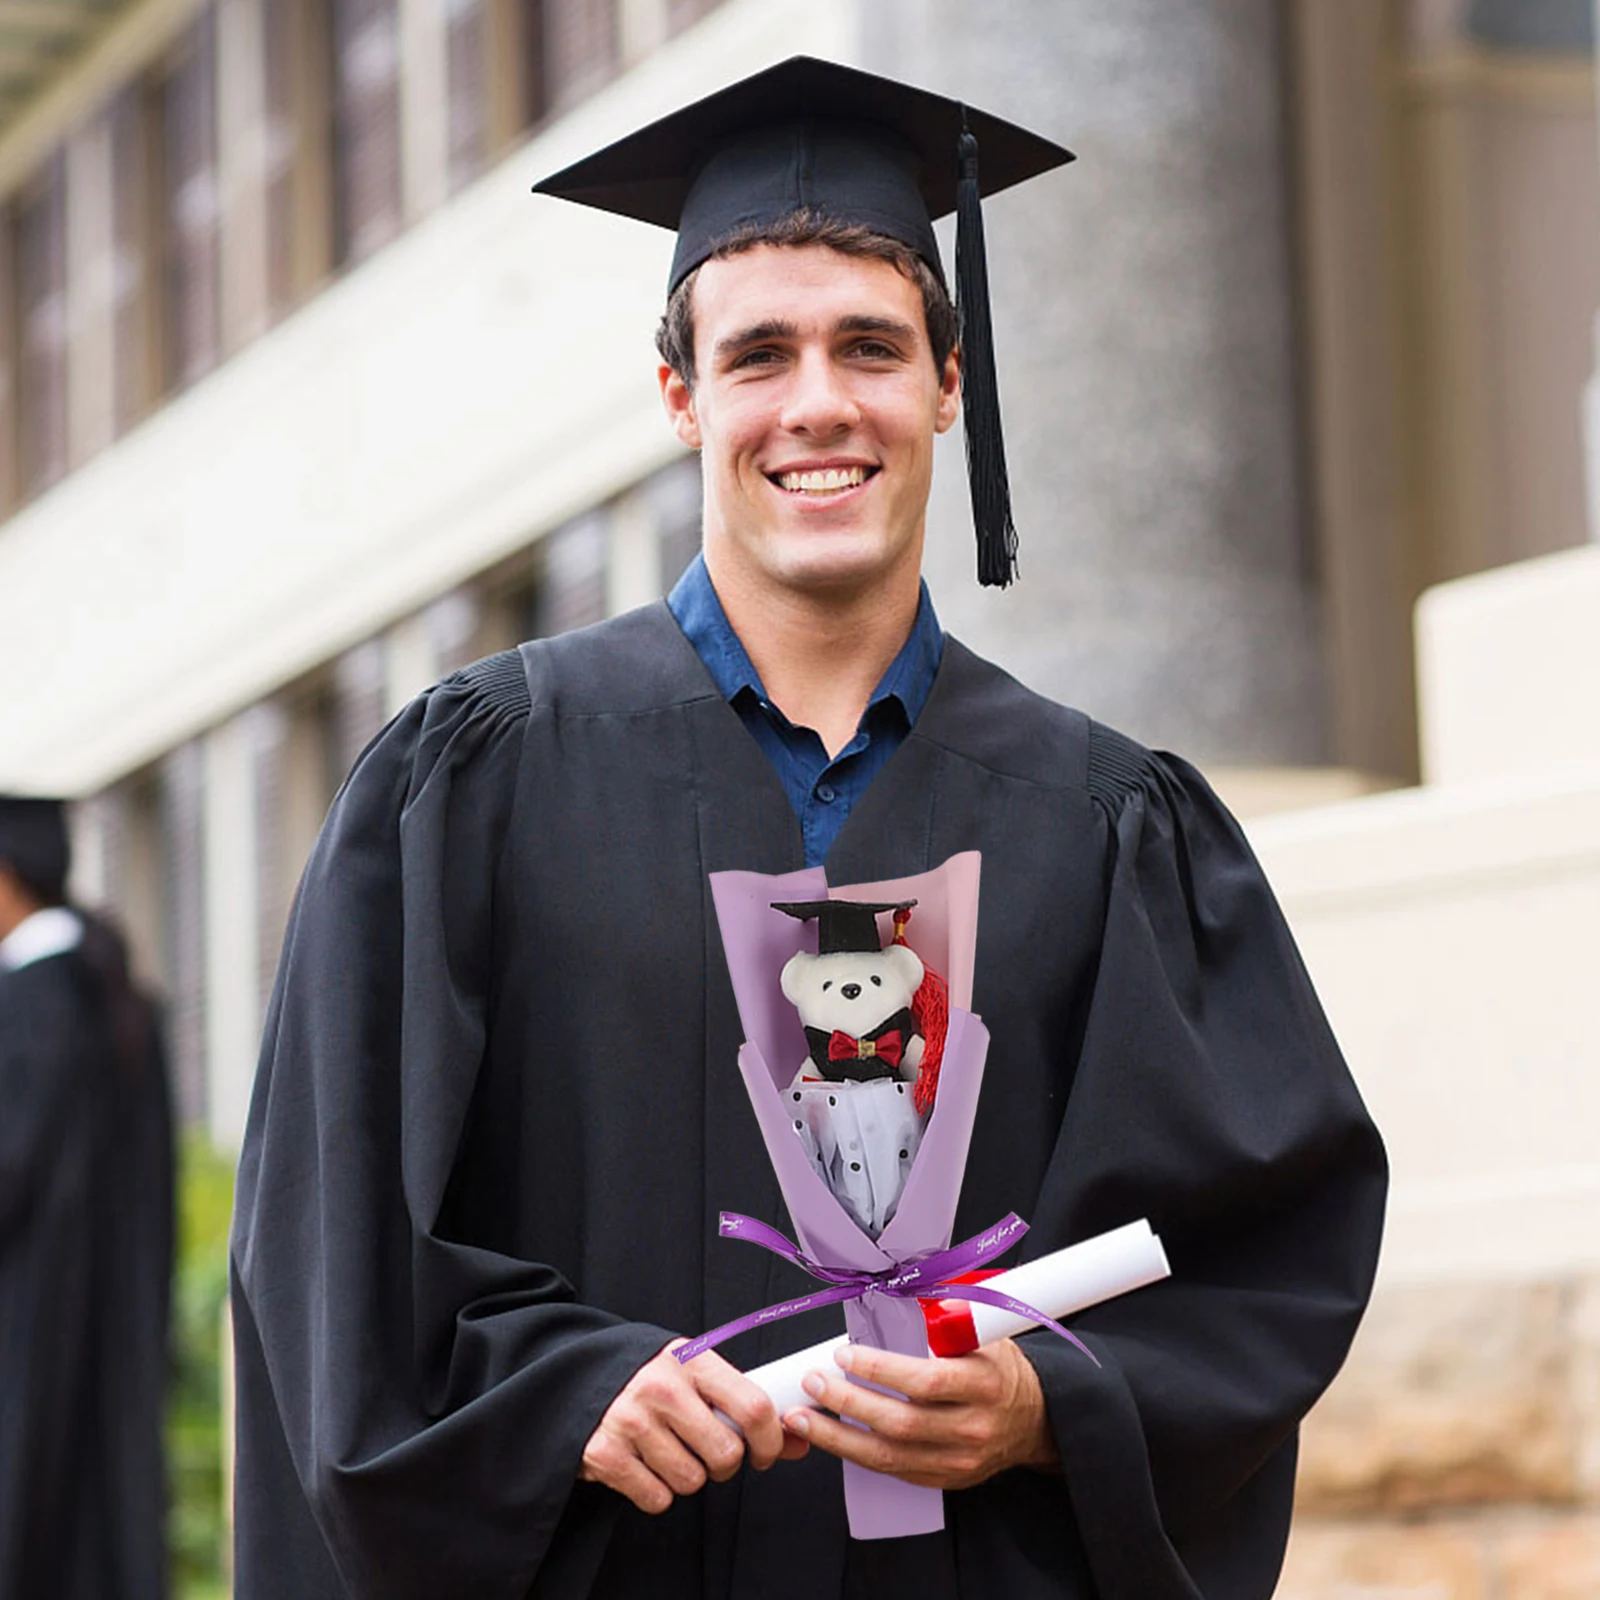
841,983,861,1000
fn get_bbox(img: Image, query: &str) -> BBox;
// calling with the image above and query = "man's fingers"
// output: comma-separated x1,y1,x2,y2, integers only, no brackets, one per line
681,1351,787,1471
580,1343,749,1514
631,1349,747,1482
778,1427,811,1462
782,1340,1054,1490
660,1392,747,1483
633,1426,715,1496
782,1406,952,1486
834,1344,997,1404
580,1436,676,1515
800,1366,923,1441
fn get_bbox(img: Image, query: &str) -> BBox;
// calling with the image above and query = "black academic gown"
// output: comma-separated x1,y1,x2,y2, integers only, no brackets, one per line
230,604,1386,1600
0,944,174,1600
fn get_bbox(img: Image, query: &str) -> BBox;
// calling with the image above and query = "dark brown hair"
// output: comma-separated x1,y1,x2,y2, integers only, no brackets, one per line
655,209,959,389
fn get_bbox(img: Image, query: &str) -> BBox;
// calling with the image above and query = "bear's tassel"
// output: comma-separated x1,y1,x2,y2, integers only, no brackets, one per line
893,908,949,1117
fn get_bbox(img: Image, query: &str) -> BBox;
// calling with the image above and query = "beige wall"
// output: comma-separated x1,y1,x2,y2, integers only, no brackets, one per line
1417,544,1600,785
1247,543,1600,1286
1254,540,1600,1596
1253,766,1600,1285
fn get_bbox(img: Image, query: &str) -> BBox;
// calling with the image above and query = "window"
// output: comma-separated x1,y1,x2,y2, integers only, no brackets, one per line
328,636,388,777
159,5,222,391
161,740,208,1124
332,0,402,265
536,510,610,636
543,0,617,112
446,0,490,194
109,85,160,436
668,0,723,33
510,0,617,130
264,0,335,311
15,151,69,497
649,455,704,592
94,772,169,1010
252,692,339,1017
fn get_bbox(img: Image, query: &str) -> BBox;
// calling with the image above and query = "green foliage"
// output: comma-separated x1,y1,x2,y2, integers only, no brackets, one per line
168,1132,235,1599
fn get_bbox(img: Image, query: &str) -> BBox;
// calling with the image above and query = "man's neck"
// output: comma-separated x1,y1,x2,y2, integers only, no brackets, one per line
707,558,923,759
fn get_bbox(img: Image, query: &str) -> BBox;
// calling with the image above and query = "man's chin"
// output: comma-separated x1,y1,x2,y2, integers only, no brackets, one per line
770,546,903,597
707,520,922,601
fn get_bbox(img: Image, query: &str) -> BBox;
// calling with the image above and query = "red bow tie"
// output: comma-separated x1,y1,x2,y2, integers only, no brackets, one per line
828,1029,903,1069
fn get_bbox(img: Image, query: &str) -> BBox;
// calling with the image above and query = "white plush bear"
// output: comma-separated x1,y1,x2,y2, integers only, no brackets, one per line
779,942,928,1237
779,943,926,1079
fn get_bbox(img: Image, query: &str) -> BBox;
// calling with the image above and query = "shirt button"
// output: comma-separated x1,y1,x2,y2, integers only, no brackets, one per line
816,782,836,804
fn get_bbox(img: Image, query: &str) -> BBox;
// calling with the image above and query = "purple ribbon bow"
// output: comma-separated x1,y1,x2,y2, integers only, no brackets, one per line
674,1211,1098,1366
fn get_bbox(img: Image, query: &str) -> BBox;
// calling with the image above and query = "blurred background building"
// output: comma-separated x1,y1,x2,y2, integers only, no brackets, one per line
0,0,1595,1593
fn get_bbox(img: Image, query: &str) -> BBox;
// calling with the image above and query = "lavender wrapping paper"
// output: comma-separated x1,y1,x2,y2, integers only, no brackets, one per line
709,855,989,1540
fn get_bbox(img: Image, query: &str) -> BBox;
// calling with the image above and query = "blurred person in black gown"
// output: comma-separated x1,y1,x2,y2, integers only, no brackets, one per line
0,796,175,1600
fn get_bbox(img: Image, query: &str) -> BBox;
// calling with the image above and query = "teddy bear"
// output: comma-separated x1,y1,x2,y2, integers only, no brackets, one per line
773,898,931,1237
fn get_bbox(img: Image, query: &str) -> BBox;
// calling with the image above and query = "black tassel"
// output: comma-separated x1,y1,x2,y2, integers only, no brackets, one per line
955,122,1018,588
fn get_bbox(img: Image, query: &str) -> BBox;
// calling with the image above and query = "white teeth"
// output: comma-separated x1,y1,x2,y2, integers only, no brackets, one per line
777,466,868,493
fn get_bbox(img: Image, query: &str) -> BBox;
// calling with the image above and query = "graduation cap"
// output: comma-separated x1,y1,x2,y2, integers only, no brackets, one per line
770,896,916,955
533,56,1074,588
0,795,69,904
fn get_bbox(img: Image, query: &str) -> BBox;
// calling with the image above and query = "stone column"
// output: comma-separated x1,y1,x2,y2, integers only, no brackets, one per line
862,0,1328,766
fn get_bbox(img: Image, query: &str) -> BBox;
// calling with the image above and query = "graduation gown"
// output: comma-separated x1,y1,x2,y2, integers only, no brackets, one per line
0,944,174,1600
230,603,1386,1600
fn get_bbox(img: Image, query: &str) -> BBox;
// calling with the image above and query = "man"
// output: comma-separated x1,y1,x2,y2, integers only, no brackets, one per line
0,797,173,1600
231,58,1385,1599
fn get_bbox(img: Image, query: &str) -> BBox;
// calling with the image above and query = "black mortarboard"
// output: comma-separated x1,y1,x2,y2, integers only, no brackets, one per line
771,896,916,956
533,56,1074,588
0,795,69,903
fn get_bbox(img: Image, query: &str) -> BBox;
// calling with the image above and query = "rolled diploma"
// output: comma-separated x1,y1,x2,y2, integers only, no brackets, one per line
733,1218,1170,1420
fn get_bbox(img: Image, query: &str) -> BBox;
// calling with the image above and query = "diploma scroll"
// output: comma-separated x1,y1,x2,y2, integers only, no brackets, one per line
730,1218,1170,1420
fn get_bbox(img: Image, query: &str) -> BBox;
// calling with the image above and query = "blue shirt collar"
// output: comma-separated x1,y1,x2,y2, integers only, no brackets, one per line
666,553,943,725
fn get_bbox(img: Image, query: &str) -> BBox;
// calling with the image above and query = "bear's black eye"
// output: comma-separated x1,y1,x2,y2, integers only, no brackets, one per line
870,975,882,986
822,981,832,992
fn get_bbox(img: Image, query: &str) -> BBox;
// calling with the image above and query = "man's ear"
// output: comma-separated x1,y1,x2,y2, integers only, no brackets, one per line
660,364,701,450
934,347,961,436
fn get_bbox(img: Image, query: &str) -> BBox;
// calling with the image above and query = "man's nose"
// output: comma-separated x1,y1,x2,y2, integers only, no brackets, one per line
781,351,860,435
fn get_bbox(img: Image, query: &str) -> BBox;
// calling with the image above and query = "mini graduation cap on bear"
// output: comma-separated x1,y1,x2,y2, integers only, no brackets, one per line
532,56,1074,588
770,896,914,955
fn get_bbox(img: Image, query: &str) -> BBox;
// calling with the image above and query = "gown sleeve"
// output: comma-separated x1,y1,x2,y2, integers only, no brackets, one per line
1015,730,1388,1599
229,656,675,1600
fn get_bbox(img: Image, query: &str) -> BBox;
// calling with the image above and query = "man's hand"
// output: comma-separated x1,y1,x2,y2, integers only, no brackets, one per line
781,1338,1059,1490
580,1341,808,1514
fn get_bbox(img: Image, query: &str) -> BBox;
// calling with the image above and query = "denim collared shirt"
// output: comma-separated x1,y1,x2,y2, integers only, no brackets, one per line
667,554,944,866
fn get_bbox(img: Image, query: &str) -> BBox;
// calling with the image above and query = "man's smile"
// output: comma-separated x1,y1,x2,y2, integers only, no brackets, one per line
767,463,880,497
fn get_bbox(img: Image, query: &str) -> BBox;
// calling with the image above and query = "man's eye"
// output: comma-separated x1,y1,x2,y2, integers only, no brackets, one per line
851,340,899,360
732,347,783,369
